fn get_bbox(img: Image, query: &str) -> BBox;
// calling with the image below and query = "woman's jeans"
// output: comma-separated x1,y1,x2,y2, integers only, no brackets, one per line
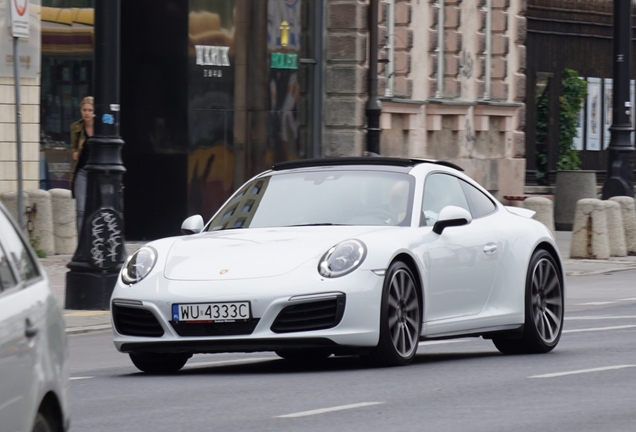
74,168,87,235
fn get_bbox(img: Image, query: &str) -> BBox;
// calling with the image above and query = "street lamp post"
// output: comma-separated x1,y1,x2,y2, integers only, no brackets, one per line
65,0,126,310
602,0,635,199
366,0,381,155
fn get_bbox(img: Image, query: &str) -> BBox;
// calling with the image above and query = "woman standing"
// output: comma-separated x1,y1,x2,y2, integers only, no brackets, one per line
70,96,94,235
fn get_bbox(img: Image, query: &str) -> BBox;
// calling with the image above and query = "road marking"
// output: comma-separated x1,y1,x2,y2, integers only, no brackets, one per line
183,357,274,370
275,402,384,418
563,325,636,334
566,316,636,320
70,376,94,381
619,298,636,301
529,365,636,379
576,301,615,306
419,338,473,346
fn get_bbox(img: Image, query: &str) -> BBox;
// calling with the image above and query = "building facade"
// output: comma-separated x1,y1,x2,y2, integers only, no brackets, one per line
324,0,527,201
3,0,633,240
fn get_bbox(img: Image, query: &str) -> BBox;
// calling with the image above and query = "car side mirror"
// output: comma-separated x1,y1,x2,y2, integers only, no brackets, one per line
432,206,472,235
181,215,204,235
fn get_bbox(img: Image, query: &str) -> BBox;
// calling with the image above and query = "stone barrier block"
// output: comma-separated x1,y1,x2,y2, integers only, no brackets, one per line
25,189,55,257
523,197,555,233
570,199,610,259
50,188,77,255
0,191,30,233
603,200,626,257
610,196,636,256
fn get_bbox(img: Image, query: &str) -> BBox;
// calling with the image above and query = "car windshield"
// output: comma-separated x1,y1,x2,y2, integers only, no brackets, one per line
206,170,415,230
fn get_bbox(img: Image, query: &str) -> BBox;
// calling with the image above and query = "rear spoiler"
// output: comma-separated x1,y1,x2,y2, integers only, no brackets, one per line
505,206,536,219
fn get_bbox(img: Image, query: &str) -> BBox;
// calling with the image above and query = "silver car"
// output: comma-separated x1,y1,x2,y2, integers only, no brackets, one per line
0,201,69,432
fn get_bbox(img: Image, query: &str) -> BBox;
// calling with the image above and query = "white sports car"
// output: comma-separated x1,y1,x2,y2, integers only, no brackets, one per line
111,157,564,373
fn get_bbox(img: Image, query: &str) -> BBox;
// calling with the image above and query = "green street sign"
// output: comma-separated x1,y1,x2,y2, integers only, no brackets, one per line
271,52,298,70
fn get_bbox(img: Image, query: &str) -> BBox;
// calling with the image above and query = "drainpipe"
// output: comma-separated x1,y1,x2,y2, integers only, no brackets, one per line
384,0,395,98
435,0,445,98
484,0,492,100
366,0,382,154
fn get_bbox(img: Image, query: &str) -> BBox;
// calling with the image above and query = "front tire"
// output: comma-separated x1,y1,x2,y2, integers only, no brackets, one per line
493,249,564,354
369,261,421,366
130,352,191,373
32,413,53,432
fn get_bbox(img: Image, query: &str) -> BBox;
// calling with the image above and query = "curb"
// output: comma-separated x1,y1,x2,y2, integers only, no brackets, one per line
66,324,113,335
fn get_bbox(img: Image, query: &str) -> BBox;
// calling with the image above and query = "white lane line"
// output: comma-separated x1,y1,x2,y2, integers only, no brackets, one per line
619,298,636,301
566,316,636,320
576,302,616,306
419,339,473,346
563,325,636,334
70,376,94,381
529,365,636,379
183,357,274,370
275,402,384,419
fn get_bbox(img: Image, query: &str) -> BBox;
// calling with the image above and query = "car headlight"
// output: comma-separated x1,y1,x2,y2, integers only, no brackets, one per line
318,240,367,278
121,246,157,285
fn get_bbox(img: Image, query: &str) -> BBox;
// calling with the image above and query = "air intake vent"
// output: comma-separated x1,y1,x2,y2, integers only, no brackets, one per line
170,320,259,337
112,304,164,337
271,295,346,334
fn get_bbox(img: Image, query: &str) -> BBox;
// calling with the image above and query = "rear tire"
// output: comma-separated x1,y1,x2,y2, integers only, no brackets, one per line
130,352,191,373
493,249,564,355
368,261,421,366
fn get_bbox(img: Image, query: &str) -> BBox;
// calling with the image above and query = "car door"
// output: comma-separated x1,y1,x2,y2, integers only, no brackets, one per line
0,208,41,432
422,173,499,321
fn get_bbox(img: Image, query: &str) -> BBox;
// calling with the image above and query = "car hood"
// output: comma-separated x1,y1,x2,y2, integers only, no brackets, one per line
163,226,390,281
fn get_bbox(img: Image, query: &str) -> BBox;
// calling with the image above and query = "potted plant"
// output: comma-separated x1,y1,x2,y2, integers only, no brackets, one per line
553,69,596,231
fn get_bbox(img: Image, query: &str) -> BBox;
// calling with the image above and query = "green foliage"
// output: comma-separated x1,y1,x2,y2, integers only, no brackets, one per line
558,69,587,170
29,236,47,259
535,69,587,184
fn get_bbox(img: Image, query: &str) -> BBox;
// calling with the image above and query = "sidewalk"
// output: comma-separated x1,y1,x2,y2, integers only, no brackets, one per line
41,233,636,334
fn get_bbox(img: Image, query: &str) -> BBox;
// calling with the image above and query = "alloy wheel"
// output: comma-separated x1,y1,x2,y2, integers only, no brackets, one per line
387,268,420,358
530,257,563,344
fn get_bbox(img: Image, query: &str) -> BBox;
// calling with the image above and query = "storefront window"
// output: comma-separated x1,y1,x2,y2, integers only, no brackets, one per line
40,0,94,189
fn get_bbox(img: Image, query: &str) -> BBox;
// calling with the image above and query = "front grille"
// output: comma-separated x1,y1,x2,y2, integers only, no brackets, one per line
271,295,346,333
112,305,165,337
170,320,260,337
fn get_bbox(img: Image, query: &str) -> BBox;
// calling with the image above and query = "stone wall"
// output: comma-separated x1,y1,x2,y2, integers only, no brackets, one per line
0,76,40,194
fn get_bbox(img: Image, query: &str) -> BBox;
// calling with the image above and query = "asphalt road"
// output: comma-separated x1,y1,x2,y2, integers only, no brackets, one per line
67,271,636,432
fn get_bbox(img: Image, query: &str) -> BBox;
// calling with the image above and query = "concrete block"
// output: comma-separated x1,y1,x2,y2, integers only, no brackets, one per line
570,199,610,260
0,191,30,232
609,196,636,255
25,189,55,257
523,197,554,233
603,200,627,257
554,171,597,231
50,188,77,255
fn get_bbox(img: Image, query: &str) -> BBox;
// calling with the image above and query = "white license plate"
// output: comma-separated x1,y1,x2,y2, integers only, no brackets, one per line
172,302,251,323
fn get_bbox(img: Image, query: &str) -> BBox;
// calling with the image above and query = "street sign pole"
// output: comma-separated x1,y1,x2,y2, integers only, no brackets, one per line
11,0,30,229
366,0,381,155
12,36,24,230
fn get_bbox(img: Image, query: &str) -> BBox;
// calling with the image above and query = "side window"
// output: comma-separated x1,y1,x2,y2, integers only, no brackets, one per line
421,173,470,226
0,210,38,282
0,244,17,291
460,180,497,219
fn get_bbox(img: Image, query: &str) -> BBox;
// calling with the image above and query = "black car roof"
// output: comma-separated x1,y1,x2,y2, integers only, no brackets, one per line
272,157,464,172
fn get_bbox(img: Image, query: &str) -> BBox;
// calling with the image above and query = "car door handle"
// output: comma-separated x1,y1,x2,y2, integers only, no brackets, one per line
25,320,38,338
483,243,497,254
